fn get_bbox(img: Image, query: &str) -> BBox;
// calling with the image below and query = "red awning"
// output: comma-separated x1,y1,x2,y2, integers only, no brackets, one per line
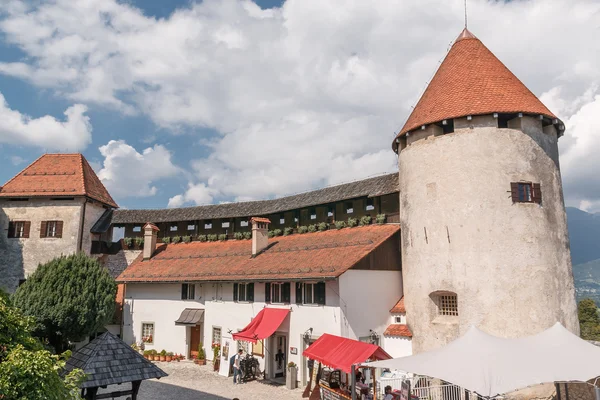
232,308,290,344
303,333,392,373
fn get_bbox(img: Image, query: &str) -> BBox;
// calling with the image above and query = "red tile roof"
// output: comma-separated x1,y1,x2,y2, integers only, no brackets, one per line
383,324,412,338
393,29,559,149
251,217,271,224
390,296,405,313
117,224,400,283
0,154,117,208
143,222,160,231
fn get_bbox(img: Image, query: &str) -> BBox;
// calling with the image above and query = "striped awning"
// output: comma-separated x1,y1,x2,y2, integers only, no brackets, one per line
174,308,204,325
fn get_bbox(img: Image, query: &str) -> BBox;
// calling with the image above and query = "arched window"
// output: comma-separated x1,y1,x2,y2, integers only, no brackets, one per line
431,291,458,316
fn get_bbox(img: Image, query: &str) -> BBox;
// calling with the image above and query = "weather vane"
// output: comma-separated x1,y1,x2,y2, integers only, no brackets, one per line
464,0,468,28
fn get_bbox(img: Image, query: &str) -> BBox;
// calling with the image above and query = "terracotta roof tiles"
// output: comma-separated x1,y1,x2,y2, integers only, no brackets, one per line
0,154,117,207
383,324,412,338
390,296,405,313
117,224,400,283
393,29,559,150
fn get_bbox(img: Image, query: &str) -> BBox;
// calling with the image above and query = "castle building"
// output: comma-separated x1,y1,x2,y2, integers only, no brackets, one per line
0,27,579,385
393,29,578,353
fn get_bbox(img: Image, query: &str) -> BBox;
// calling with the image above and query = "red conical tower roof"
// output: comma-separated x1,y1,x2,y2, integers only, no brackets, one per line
393,29,559,150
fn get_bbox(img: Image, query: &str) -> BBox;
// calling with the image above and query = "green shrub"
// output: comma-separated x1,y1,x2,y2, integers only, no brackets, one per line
172,236,181,244
207,234,218,242
359,215,372,226
135,237,144,247
124,237,133,247
162,236,171,244
182,235,191,243
308,224,317,233
317,222,328,232
347,217,358,227
234,232,244,240
335,221,346,230
376,214,386,224
243,231,252,240
198,234,208,242
283,227,294,236
268,230,275,238
218,234,227,241
160,349,167,356
273,229,282,237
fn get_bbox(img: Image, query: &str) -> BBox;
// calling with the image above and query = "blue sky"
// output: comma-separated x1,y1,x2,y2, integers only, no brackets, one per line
0,0,599,211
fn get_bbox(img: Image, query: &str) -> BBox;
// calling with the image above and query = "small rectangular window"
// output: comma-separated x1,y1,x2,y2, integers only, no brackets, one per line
187,225,195,231
212,327,222,347
222,222,230,228
345,202,354,214
142,323,154,344
301,282,325,305
327,207,334,217
205,221,213,229
366,198,375,211
234,283,254,302
279,215,285,225
438,294,458,316
294,217,299,223
8,221,29,239
133,226,142,232
309,208,317,220
271,283,282,303
181,283,195,300
46,221,58,238
394,316,402,324
510,182,542,204
170,225,178,232
240,220,248,227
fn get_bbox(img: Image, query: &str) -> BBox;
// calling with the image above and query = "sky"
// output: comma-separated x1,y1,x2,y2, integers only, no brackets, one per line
0,0,599,211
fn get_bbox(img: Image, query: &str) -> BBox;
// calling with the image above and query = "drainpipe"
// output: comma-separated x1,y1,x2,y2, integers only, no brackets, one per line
77,198,88,253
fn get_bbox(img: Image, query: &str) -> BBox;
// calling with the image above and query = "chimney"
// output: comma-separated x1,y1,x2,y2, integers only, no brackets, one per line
250,217,271,256
143,222,160,260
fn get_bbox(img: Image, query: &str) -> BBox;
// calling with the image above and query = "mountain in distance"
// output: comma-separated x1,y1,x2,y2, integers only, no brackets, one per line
566,207,600,304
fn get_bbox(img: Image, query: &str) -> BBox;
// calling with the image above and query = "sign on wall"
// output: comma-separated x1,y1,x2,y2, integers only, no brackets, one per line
400,380,411,400
290,347,297,355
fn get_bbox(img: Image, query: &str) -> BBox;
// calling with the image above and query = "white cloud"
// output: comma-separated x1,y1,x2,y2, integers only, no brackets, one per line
10,156,26,165
0,0,599,206
97,140,181,198
0,92,91,151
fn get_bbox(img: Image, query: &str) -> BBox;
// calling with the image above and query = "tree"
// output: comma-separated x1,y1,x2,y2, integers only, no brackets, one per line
0,294,84,399
578,298,600,341
12,253,117,352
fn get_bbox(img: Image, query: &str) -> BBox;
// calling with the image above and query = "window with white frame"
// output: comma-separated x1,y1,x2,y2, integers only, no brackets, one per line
234,283,254,302
213,283,222,300
222,221,230,228
271,283,283,303
279,215,285,225
142,323,154,344
170,225,178,232
205,221,213,229
240,220,248,227
310,208,317,220
437,293,458,316
345,202,354,214
327,207,334,217
133,226,142,232
304,283,316,304
187,224,195,231
394,316,402,323
181,283,195,300
45,221,59,238
212,327,222,347
296,282,325,305
366,198,375,211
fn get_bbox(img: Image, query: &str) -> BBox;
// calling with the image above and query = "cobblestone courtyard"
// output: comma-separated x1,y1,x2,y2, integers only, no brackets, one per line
99,361,305,400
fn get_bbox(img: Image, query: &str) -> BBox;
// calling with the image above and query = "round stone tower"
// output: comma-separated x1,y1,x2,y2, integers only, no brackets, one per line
393,29,579,353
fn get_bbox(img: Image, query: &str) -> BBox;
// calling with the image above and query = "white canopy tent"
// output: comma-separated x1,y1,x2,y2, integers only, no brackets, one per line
365,323,600,398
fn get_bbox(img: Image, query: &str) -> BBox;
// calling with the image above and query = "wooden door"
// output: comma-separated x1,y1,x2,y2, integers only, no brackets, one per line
190,325,201,358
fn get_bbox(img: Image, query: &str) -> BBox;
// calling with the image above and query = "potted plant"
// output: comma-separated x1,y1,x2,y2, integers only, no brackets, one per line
151,350,159,361
123,237,133,249
160,349,167,362
347,217,358,227
197,346,206,365
162,236,171,244
335,220,346,230
286,361,298,389
135,236,144,248
218,234,227,241
283,227,294,236
143,350,150,360
317,222,328,232
234,232,244,240
243,231,252,240
359,215,372,226
172,236,181,244
166,352,173,362
212,343,221,371
376,213,386,224
182,235,191,243
307,224,317,233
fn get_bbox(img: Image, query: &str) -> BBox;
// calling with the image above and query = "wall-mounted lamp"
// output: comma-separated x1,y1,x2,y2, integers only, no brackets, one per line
369,329,380,345
303,328,314,344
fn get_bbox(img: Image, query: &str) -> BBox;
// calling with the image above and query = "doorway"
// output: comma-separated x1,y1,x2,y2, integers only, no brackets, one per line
271,334,287,379
189,324,202,359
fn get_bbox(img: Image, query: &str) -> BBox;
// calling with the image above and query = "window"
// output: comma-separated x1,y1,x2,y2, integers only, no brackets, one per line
213,283,222,300
7,221,30,238
279,215,285,225
345,202,354,214
294,217,299,223
437,294,458,316
265,282,290,304
240,220,248,227
327,206,334,217
366,198,375,211
510,182,542,204
233,283,254,302
394,316,402,324
41,221,63,238
181,283,195,300
142,323,154,344
237,340,249,353
310,208,317,220
187,224,195,231
222,221,230,228
212,327,222,347
133,226,142,232
170,225,178,232
296,282,326,305
205,221,213,229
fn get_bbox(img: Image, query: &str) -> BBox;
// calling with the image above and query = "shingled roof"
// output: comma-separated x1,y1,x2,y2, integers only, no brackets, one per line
63,332,167,388
118,224,400,283
110,173,398,225
393,29,560,150
0,154,118,208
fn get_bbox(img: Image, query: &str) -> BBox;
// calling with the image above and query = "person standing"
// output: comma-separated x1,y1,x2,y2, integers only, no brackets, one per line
233,349,243,384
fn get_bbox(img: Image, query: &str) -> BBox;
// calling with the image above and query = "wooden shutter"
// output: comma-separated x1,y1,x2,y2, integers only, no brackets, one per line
7,221,14,238
55,221,63,238
265,282,271,303
247,283,254,302
296,282,303,305
532,183,542,205
181,284,188,300
316,282,326,305
40,221,47,238
282,282,291,304
233,283,239,302
510,182,519,203
22,221,31,238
